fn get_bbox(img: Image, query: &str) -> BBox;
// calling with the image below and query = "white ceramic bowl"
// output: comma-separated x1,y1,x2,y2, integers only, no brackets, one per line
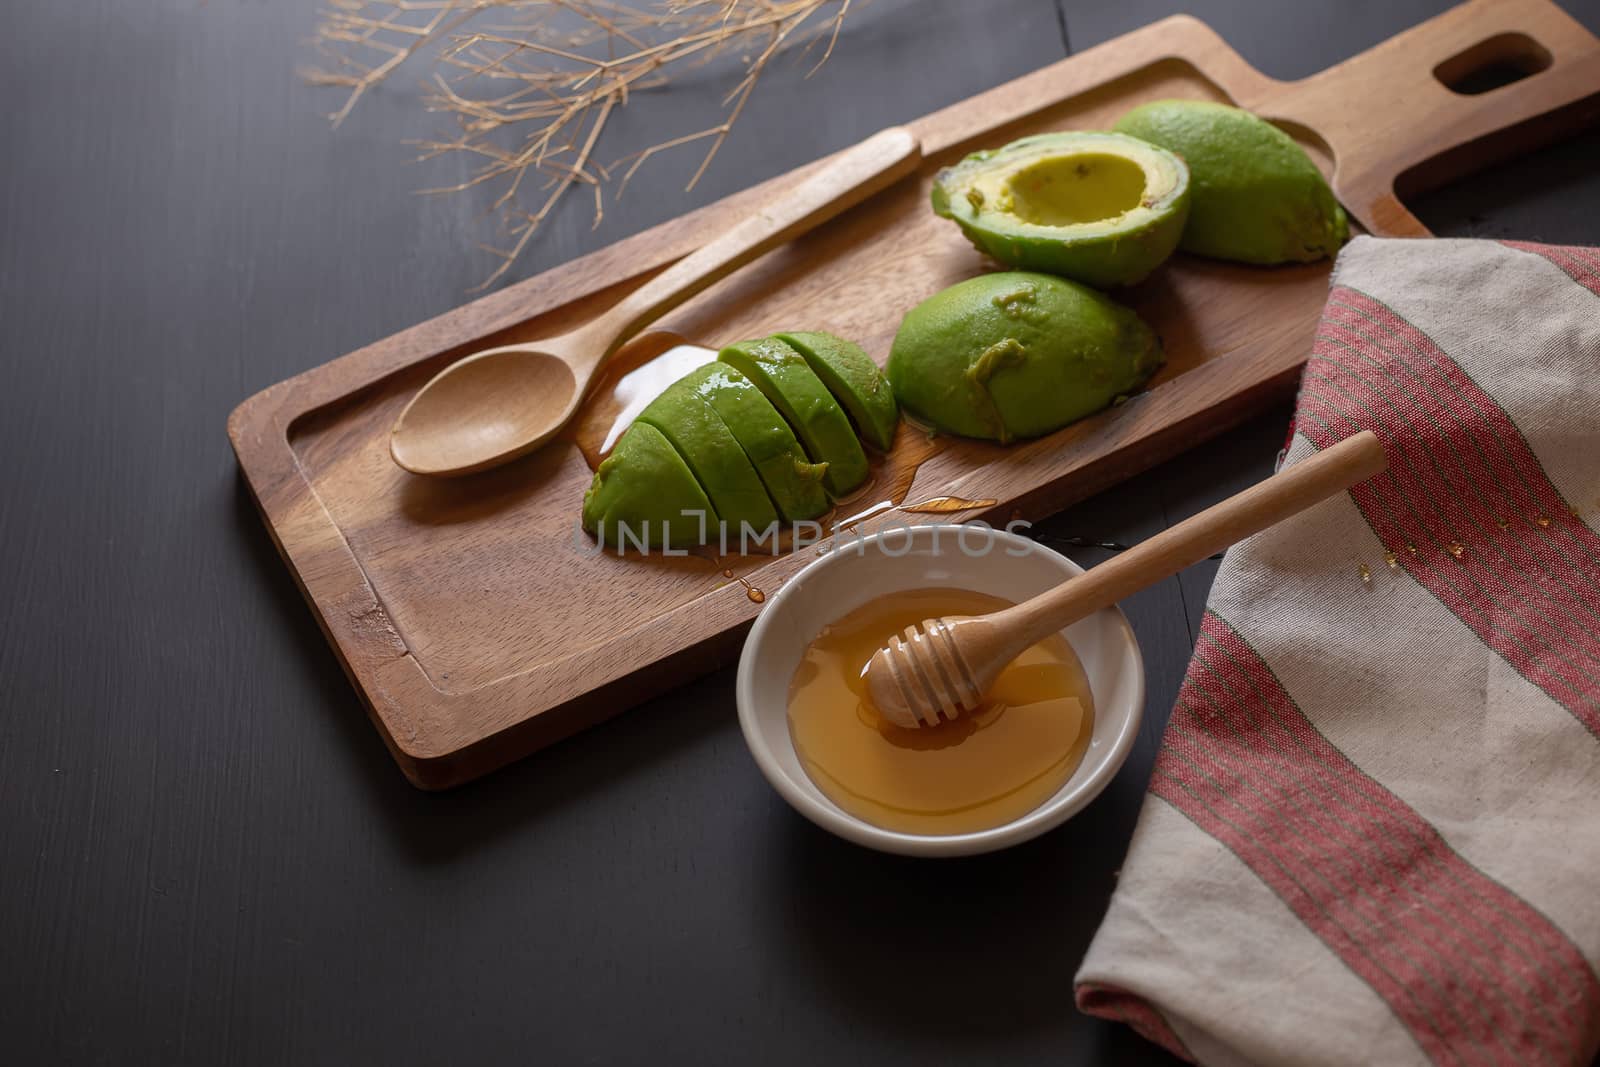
737,524,1144,858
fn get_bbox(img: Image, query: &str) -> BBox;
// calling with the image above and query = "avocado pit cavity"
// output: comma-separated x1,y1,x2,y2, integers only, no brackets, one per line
1003,153,1147,228
932,131,1190,287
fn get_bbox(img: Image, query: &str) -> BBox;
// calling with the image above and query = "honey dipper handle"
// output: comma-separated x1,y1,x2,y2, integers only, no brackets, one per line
997,431,1388,652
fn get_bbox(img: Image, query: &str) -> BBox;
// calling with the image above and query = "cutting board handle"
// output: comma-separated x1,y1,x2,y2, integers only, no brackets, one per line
1239,0,1600,236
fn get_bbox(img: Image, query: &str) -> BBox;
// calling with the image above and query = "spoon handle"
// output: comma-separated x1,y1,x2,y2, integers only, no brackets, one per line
574,126,922,373
993,431,1388,655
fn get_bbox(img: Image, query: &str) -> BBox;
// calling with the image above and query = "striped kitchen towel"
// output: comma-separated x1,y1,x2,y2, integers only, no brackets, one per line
1075,236,1600,1066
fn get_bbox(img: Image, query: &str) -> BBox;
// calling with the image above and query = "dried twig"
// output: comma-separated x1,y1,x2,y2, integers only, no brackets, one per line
305,0,860,289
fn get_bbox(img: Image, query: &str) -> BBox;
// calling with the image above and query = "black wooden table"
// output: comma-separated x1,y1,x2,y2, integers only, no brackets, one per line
4,2,1598,1063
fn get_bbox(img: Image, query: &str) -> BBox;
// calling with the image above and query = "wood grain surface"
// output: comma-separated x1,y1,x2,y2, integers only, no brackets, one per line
4,1,1600,1064
231,0,1600,788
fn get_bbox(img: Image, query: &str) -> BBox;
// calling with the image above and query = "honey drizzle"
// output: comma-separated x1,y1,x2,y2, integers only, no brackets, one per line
901,495,1000,514
566,331,717,468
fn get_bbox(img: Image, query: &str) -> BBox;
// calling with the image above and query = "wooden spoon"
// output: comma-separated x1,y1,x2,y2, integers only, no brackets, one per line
865,431,1388,729
389,126,922,477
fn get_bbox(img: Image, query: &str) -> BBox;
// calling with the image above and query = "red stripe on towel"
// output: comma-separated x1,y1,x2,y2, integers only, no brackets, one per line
1502,240,1600,297
1322,289,1600,574
1300,288,1600,735
1076,983,1194,1062
1151,613,1600,1067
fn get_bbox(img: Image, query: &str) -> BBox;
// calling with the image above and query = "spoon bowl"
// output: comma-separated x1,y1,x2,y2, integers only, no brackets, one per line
391,345,581,477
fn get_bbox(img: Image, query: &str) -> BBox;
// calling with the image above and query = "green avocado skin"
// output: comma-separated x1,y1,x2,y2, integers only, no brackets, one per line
931,132,1190,288
774,331,899,451
935,210,1182,288
582,422,718,550
718,338,869,498
888,272,1162,443
685,362,830,523
637,374,779,534
1113,100,1347,264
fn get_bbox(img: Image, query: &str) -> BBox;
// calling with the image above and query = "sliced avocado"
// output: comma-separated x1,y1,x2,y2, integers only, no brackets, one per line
774,331,899,451
718,338,870,497
638,376,779,534
683,363,831,523
1113,99,1347,264
887,272,1162,443
932,131,1190,287
582,422,718,550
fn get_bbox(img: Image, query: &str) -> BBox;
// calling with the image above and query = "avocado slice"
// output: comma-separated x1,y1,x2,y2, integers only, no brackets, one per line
718,338,870,497
887,271,1162,443
637,376,779,535
582,422,718,550
683,363,831,523
932,131,1190,287
774,331,899,451
1113,100,1347,264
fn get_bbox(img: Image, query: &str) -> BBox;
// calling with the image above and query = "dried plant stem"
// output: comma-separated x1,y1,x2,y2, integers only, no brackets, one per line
305,0,861,288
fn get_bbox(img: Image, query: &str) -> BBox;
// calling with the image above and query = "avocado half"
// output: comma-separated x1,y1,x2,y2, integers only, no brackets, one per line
888,272,1162,443
1113,100,1347,264
932,131,1191,287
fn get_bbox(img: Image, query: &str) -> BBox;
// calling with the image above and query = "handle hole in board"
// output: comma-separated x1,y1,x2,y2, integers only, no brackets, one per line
1433,33,1552,96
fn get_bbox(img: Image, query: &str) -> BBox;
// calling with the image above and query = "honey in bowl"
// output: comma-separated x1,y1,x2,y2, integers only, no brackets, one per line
786,587,1094,836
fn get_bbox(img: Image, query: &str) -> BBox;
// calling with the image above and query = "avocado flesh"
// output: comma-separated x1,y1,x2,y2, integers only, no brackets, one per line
932,131,1190,287
682,362,830,523
774,331,899,451
718,338,869,497
637,375,779,534
887,272,1162,443
582,422,719,550
1113,99,1347,264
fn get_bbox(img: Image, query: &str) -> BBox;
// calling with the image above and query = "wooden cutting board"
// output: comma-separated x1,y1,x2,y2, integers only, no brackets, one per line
231,0,1600,789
